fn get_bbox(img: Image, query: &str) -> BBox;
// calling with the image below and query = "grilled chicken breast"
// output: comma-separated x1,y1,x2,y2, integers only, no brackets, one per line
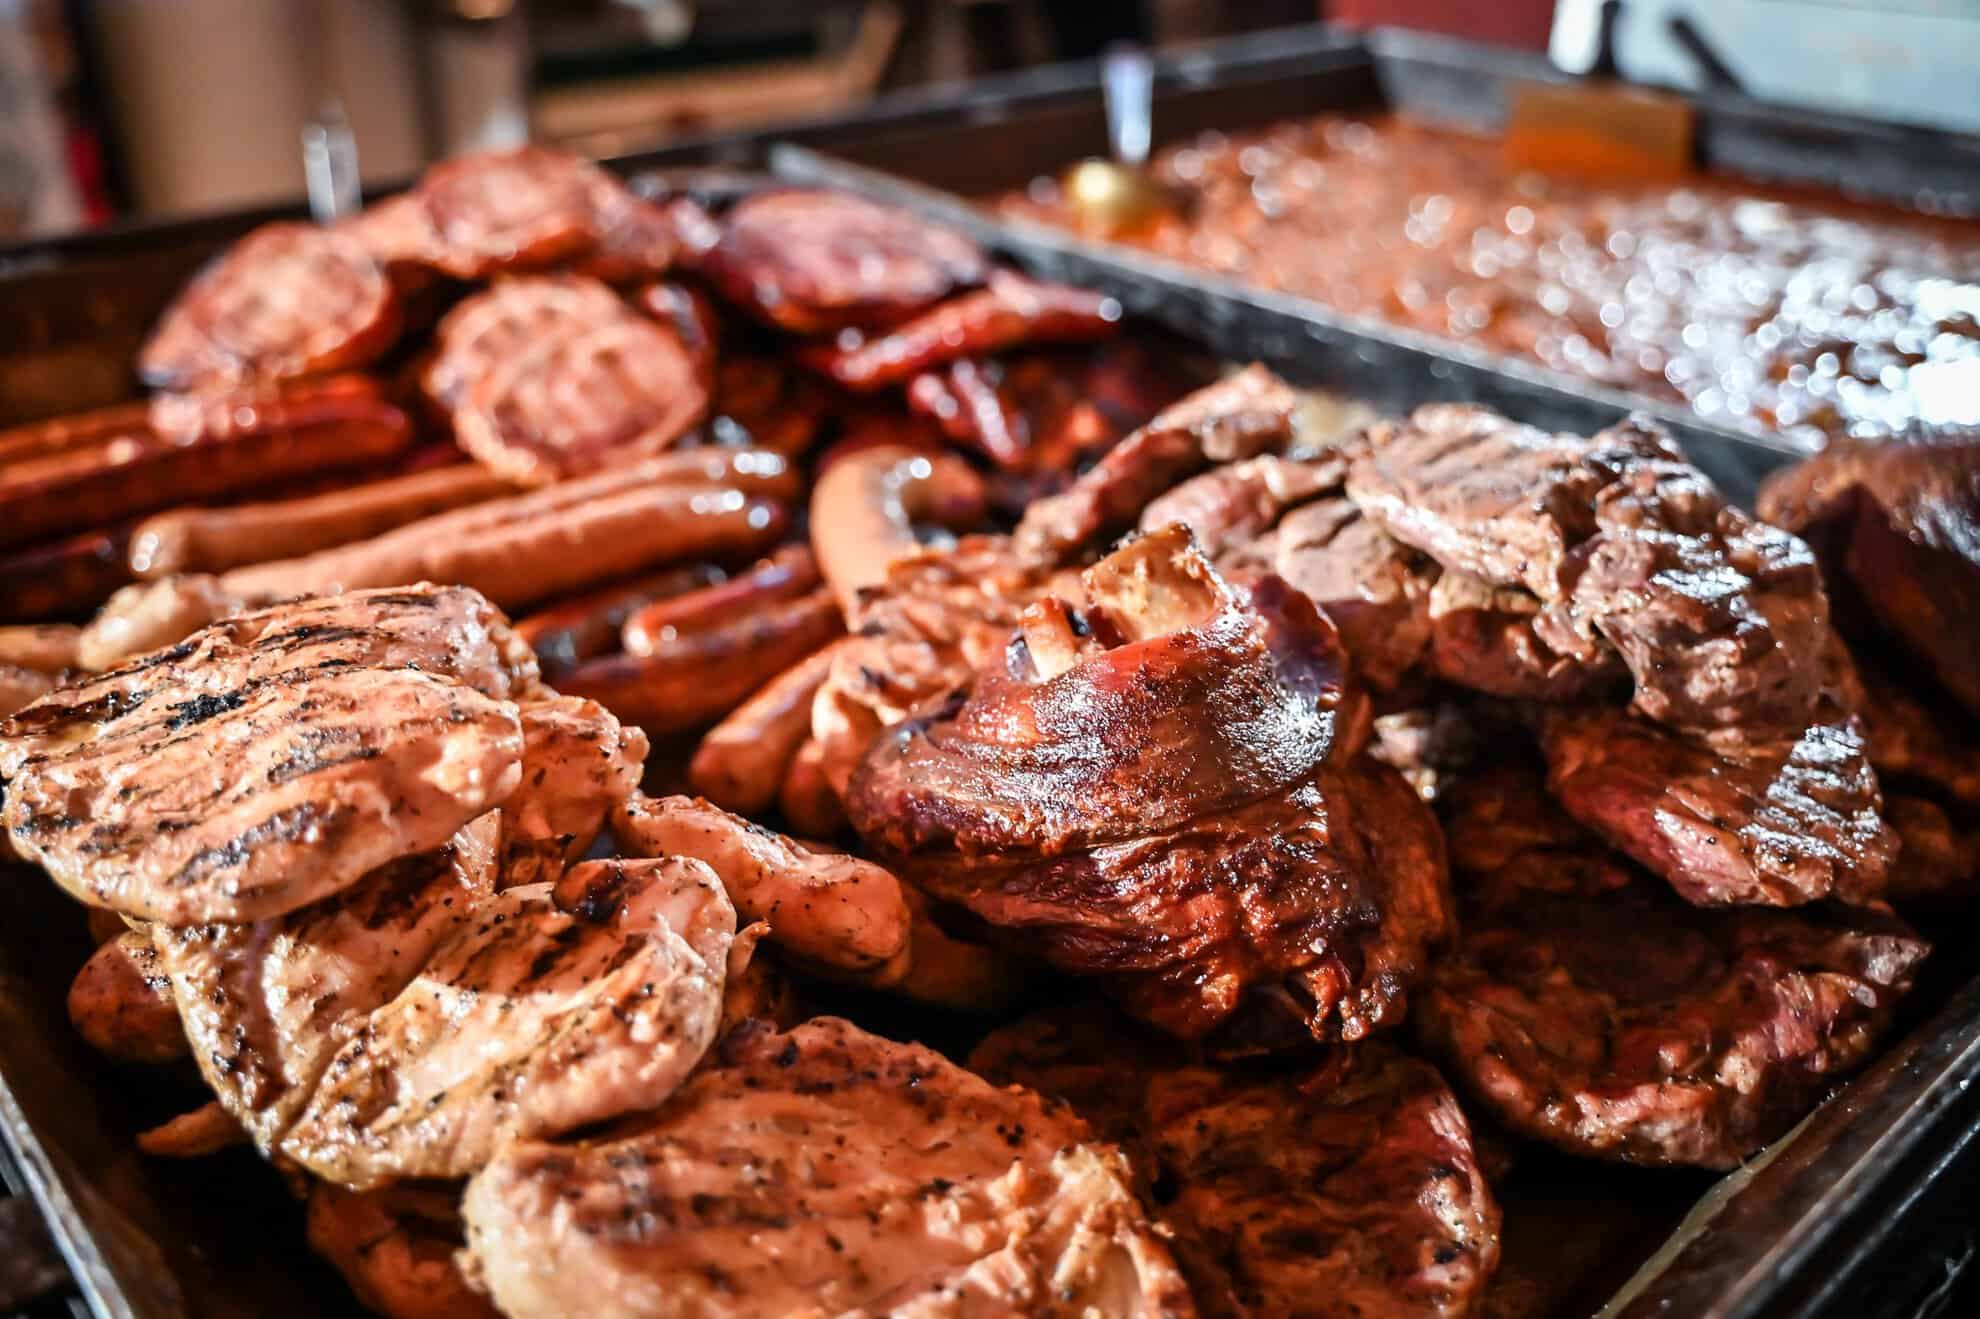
282,856,734,1189
611,792,910,983
1,586,532,923
460,1016,1195,1319
150,828,498,1154
499,695,648,887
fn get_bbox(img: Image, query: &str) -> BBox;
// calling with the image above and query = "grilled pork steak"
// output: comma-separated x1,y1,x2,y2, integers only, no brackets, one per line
0,586,532,923
1416,762,1926,1168
1348,406,1830,743
973,1002,1501,1319
1542,706,1896,907
460,1016,1195,1319
851,528,1453,1046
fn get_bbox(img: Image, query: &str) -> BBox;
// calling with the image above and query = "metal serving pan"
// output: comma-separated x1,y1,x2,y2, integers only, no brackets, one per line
772,23,1980,462
6,238,1972,1315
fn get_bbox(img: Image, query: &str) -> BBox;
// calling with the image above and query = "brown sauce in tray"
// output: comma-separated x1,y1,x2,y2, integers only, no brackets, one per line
1002,116,1980,446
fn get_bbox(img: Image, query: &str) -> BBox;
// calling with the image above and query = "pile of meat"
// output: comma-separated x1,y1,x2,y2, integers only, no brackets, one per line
0,147,1199,755
1,142,1970,1319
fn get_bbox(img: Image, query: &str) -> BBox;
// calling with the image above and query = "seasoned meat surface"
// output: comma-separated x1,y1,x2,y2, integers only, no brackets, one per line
67,930,186,1064
852,531,1452,1047
1416,762,1926,1167
1542,706,1896,907
611,792,911,983
1349,407,1830,743
1139,453,1345,560
973,1003,1501,1319
497,695,648,887
151,833,495,1153
1,587,530,923
283,857,734,1189
1270,496,1437,692
460,1017,1195,1319
1759,431,1980,717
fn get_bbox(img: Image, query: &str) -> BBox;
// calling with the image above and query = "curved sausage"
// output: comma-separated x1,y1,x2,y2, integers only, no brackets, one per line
689,642,841,816
621,544,818,656
515,563,724,677
810,446,986,616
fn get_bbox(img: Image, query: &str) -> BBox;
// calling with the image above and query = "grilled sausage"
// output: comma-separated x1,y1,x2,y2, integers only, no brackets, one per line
621,544,818,657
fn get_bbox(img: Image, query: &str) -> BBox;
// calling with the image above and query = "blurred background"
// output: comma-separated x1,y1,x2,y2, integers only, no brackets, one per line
0,0,1975,239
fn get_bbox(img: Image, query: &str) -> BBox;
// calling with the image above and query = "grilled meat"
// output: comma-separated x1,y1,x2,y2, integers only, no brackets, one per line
1015,364,1297,562
151,831,497,1154
852,529,1452,1047
423,275,629,413
497,695,648,887
1139,454,1347,561
698,189,988,333
973,1002,1501,1318
137,223,400,390
612,792,911,984
459,1016,1195,1319
1267,496,1438,692
1416,762,1926,1167
1542,706,1896,907
66,930,186,1064
1348,407,1829,743
307,1183,498,1319
282,857,734,1189
2,587,530,923
1759,430,1980,718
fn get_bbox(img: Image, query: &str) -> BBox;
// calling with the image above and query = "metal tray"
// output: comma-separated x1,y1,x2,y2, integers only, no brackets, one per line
4,33,1979,1319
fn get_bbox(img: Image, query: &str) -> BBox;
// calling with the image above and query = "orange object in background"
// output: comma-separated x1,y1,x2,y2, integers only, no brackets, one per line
1327,0,1555,50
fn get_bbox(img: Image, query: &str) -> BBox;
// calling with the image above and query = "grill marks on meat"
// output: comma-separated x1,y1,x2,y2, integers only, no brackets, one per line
282,857,734,1189
150,837,495,1154
138,223,400,390
459,1016,1195,1319
1348,407,1830,742
454,315,709,486
972,1003,1501,1319
1416,762,1926,1168
1542,706,1896,908
1,587,531,923
352,147,683,284
698,189,988,333
851,530,1453,1045
1759,431,1980,718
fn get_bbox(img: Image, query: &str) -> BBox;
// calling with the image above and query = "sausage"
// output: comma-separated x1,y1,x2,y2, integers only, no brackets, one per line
0,525,134,623
0,384,416,551
137,222,400,390
77,575,239,672
803,271,1120,391
0,623,81,673
621,544,819,656
396,147,604,279
67,931,186,1064
515,563,725,677
907,359,1030,468
453,317,711,485
130,463,519,579
219,467,789,610
810,446,987,616
559,587,842,734
779,736,849,839
700,189,988,333
689,642,841,816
